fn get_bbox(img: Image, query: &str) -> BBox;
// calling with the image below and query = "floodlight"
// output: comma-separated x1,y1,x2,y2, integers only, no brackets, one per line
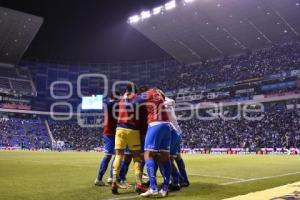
165,0,176,10
141,11,151,19
153,6,163,15
129,15,140,24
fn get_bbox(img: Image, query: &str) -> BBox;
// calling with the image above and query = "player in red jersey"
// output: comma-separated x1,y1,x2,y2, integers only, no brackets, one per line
131,88,172,197
95,91,119,186
111,83,147,194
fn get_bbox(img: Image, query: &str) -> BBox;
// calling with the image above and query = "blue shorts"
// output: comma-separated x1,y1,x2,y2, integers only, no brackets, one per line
103,135,115,155
170,128,181,157
144,123,171,152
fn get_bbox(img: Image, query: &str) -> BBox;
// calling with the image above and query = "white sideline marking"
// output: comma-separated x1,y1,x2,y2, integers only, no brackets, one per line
221,171,300,185
223,181,300,200
189,173,244,181
106,195,140,200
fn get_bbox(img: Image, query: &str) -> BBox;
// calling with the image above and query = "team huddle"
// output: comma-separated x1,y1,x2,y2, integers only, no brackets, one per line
94,84,189,197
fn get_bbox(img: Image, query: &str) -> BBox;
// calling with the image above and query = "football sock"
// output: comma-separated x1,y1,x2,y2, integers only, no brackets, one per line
171,160,180,185
176,158,189,183
119,159,131,182
97,155,111,180
133,157,142,184
161,160,171,191
109,156,115,179
146,159,157,191
113,154,124,183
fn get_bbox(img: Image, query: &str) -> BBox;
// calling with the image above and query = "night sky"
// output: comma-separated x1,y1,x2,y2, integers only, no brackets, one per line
1,0,169,63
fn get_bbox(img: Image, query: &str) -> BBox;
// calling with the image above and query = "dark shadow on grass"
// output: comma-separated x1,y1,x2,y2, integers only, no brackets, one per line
52,181,245,200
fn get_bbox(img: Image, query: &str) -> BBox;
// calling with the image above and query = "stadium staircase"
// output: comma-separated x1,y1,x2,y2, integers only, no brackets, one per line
44,120,55,147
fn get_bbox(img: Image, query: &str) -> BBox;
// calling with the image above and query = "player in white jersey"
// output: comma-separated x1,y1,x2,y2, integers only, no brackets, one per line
164,97,190,190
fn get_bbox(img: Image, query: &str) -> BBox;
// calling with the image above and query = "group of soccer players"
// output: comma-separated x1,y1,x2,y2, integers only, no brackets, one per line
94,83,189,197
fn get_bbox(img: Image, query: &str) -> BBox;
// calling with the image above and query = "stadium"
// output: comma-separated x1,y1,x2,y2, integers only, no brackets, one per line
0,0,300,199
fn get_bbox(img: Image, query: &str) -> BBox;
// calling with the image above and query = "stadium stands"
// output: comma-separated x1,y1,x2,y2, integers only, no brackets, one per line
161,41,300,92
0,118,51,149
180,106,300,149
10,79,35,96
1,40,300,151
0,78,11,93
48,120,100,151
0,65,36,96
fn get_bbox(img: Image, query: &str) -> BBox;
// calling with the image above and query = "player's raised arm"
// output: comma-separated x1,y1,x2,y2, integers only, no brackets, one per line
129,91,149,105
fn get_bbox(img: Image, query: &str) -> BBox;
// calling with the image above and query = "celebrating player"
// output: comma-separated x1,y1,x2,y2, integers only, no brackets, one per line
164,97,190,190
95,91,119,186
111,83,147,194
132,88,172,197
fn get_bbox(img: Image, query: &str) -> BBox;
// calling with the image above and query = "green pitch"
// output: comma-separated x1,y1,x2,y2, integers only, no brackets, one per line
0,151,300,200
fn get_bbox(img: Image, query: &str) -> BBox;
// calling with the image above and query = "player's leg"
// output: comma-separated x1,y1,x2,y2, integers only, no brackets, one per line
95,154,112,186
112,149,124,194
141,123,171,197
118,150,132,189
141,125,161,197
108,156,115,184
170,157,181,191
169,129,181,191
112,128,126,194
158,124,172,197
128,130,147,193
140,134,148,180
141,150,159,197
95,135,114,186
176,154,190,187
159,151,171,197
175,134,190,187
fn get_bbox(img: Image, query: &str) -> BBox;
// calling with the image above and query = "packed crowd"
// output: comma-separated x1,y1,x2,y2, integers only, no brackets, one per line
0,118,51,149
48,120,100,151
161,41,300,91
0,106,300,150
179,108,300,149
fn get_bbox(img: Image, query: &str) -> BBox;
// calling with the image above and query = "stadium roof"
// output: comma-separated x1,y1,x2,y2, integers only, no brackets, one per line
0,7,43,65
130,0,300,64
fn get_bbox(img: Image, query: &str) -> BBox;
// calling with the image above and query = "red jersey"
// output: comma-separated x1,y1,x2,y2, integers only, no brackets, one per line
138,88,169,123
117,93,140,130
103,99,118,136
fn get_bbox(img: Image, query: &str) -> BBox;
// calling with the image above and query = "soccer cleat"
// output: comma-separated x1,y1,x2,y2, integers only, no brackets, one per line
140,189,159,197
119,181,130,189
107,177,113,184
135,183,148,194
94,179,105,186
111,183,119,195
159,189,169,197
169,184,181,191
180,181,190,187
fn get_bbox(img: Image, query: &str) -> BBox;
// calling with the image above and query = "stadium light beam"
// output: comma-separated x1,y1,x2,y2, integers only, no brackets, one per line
184,0,195,3
165,0,177,10
153,6,163,15
141,11,151,20
129,15,140,24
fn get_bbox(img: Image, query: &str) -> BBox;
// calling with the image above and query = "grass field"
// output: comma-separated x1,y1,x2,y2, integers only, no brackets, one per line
0,151,300,200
